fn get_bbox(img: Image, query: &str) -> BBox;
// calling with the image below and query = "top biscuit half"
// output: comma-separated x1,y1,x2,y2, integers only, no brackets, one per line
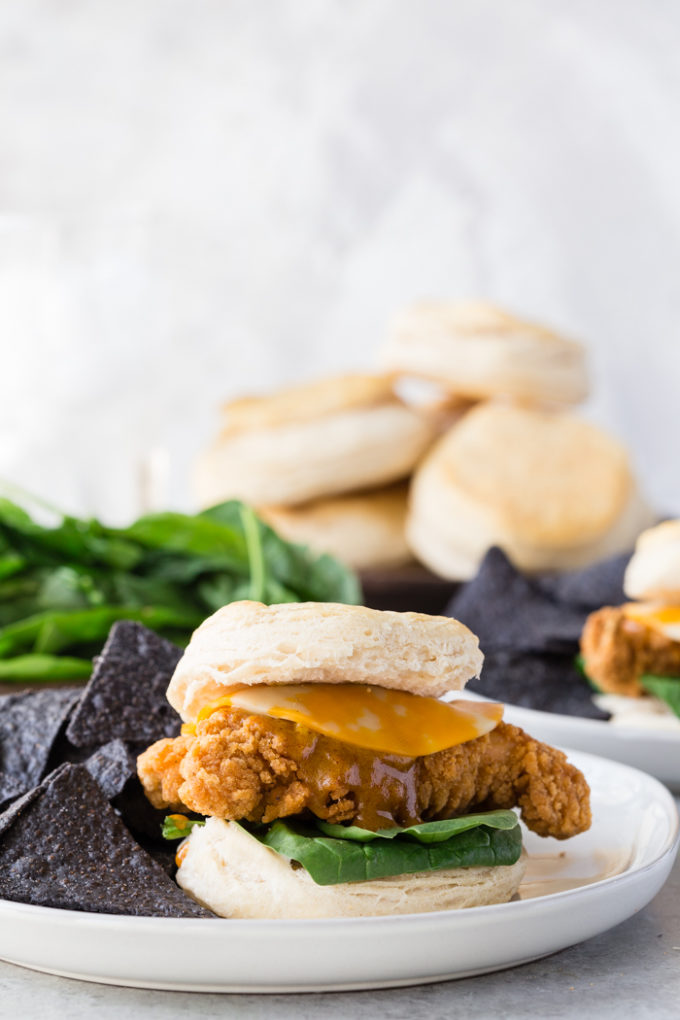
624,520,680,604
167,601,483,722
381,301,589,406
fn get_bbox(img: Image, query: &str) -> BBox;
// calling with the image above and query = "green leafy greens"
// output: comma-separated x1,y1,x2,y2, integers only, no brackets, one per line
162,815,206,840
316,809,520,843
574,654,603,693
639,674,680,718
248,811,522,886
0,491,360,684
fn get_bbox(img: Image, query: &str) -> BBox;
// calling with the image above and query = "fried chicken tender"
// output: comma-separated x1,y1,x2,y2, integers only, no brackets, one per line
420,725,591,839
136,733,193,812
581,606,680,697
138,707,590,839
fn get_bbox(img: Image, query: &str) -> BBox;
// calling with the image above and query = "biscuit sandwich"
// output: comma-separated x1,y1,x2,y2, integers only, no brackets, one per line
138,601,591,918
407,402,653,579
580,521,680,726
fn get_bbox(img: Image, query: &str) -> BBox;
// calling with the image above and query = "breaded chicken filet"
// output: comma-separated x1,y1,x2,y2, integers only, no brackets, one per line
581,605,680,697
138,706,590,839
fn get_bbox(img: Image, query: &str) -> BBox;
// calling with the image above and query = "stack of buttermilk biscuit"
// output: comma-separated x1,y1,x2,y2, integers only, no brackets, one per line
195,302,654,579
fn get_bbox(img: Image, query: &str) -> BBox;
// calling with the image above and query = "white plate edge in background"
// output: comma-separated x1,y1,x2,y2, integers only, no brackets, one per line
460,691,680,790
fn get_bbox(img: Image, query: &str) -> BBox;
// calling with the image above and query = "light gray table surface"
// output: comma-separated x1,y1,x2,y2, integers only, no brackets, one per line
0,800,677,1020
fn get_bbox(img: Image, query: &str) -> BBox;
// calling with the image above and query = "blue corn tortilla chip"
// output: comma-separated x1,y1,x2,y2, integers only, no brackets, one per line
0,688,80,808
52,732,167,842
87,741,169,844
447,548,589,654
467,652,609,720
143,844,179,880
110,776,169,843
57,738,168,842
66,622,183,748
0,763,213,917
446,547,632,719
83,739,140,800
538,552,628,611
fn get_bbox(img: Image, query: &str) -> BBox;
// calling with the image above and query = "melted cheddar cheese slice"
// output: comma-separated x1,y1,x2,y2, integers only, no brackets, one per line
189,684,503,756
623,603,680,642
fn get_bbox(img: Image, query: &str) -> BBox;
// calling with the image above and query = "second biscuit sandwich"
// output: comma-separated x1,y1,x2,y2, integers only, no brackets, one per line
581,521,680,725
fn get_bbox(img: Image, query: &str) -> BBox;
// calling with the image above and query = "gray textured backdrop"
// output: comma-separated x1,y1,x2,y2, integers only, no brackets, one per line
1,1,678,521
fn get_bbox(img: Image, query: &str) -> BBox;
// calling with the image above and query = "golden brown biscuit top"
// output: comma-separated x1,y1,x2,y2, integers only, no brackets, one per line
396,300,582,352
433,403,632,547
219,374,398,436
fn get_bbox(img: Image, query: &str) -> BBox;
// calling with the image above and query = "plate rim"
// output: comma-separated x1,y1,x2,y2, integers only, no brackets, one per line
464,690,680,744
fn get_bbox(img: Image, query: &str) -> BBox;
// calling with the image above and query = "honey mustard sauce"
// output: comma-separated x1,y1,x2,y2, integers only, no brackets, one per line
295,729,421,830
519,847,633,899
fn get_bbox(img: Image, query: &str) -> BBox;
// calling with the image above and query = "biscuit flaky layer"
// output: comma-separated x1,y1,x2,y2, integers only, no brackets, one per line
166,601,483,722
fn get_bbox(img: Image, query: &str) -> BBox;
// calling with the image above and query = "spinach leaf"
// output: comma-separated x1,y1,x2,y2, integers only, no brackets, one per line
317,809,519,844
0,500,142,570
639,674,680,718
122,511,248,566
202,501,362,604
0,605,203,657
0,654,92,682
574,654,603,693
36,566,108,610
239,504,267,602
0,497,37,530
258,523,361,605
196,574,250,612
251,817,523,886
0,553,26,580
162,815,206,840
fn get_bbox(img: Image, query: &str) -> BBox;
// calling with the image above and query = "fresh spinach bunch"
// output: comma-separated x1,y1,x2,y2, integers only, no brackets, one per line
0,494,360,684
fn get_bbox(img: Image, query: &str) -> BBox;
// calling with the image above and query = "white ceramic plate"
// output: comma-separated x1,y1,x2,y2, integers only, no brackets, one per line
496,700,680,791
0,750,676,993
